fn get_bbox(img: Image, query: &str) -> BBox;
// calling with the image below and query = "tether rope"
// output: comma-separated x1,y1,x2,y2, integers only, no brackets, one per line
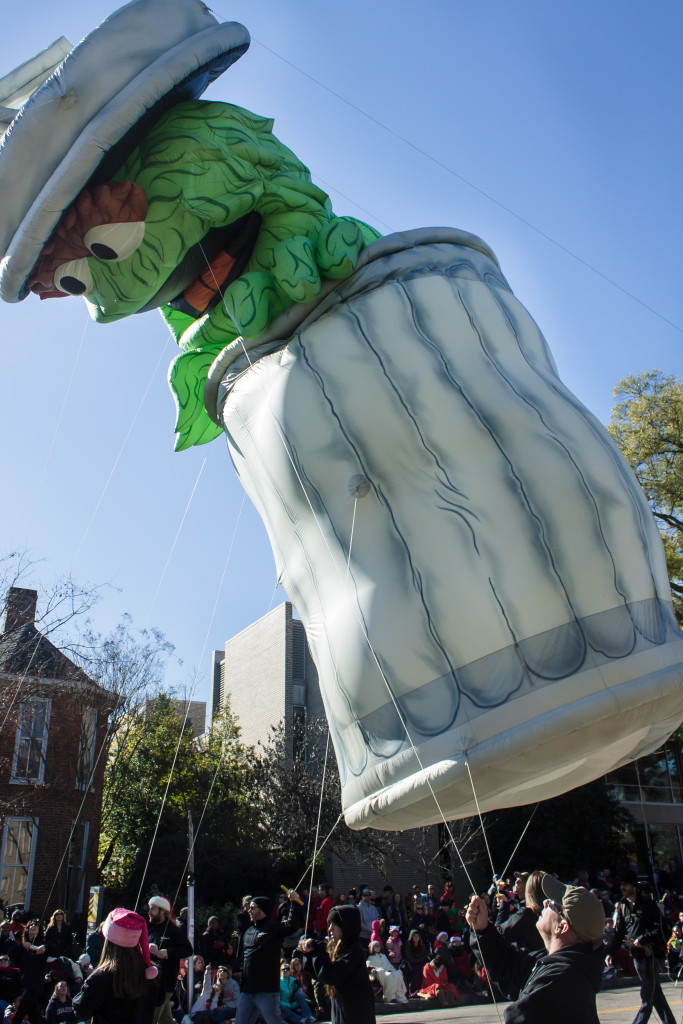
193,230,507,1017
38,703,119,926
19,312,89,547
69,336,172,572
498,803,540,882
136,495,246,907
465,753,497,879
304,729,331,927
246,31,681,336
145,457,207,625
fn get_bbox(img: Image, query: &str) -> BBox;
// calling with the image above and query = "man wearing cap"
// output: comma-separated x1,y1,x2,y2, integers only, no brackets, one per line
235,890,301,1024
358,889,380,950
607,870,675,1024
466,874,606,1022
147,895,193,1024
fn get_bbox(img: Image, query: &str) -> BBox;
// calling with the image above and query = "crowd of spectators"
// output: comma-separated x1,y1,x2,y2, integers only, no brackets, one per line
0,907,92,1022
178,867,683,1021
2,862,683,1021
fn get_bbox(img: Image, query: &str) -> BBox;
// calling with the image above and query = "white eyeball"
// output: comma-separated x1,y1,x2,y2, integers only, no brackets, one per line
84,221,145,262
53,259,93,296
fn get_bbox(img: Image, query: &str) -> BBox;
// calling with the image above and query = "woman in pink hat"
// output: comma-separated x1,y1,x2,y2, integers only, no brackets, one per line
72,909,158,1024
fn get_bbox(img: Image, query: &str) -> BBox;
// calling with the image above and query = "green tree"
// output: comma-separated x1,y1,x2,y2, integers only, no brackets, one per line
249,715,403,883
100,694,257,907
608,370,683,622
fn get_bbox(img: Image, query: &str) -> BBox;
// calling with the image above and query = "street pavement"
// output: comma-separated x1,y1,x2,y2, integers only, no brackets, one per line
376,978,683,1023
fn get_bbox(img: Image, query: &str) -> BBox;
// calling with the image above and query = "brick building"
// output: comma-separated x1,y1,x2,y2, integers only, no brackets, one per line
0,588,111,921
212,602,442,894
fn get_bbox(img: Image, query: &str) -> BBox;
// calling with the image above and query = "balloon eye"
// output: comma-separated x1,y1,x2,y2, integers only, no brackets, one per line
84,221,145,261
53,259,93,295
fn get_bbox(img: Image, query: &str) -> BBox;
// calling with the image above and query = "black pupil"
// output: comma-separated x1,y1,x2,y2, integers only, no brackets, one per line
60,276,87,295
89,242,118,261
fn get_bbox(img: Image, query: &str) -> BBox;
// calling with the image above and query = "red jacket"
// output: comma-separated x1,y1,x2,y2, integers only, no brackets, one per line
315,897,334,933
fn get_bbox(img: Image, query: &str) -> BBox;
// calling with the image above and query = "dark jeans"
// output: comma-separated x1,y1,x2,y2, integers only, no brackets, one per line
633,956,676,1024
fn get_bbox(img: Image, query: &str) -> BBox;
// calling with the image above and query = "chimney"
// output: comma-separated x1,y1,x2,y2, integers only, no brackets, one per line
2,587,38,635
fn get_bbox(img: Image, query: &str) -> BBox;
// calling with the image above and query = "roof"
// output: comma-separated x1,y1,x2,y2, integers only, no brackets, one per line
0,621,104,693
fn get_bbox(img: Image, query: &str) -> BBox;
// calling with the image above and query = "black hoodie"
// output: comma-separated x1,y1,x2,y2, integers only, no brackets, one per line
306,905,375,1024
476,922,604,1023
237,899,296,994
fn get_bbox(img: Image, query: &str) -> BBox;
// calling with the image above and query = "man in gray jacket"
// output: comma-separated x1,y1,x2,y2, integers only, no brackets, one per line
357,889,380,949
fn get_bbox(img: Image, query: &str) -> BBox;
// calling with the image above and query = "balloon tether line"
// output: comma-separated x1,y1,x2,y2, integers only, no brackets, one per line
305,729,330,927
169,495,246,910
38,708,116,927
499,802,540,882
69,335,172,573
192,233,504,1015
145,457,207,625
304,495,357,922
464,753,497,879
136,496,245,909
20,311,89,546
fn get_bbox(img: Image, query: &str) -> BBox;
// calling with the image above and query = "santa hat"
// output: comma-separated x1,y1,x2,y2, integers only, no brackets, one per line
148,895,172,913
103,908,158,980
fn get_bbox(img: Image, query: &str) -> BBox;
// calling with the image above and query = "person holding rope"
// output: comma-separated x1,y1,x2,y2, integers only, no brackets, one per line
607,871,676,1024
465,874,606,1022
299,903,375,1024
147,896,193,1024
12,918,47,1024
234,890,301,1024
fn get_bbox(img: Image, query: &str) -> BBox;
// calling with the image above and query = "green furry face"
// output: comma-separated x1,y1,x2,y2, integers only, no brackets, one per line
36,100,381,448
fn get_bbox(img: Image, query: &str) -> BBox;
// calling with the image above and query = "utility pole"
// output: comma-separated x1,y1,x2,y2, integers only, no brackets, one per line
187,811,195,1012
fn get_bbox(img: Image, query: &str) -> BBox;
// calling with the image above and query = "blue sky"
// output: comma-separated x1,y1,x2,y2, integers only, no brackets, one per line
0,0,681,712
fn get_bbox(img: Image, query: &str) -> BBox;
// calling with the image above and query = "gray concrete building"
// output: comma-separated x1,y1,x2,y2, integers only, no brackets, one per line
146,698,206,739
212,602,443,895
212,602,323,754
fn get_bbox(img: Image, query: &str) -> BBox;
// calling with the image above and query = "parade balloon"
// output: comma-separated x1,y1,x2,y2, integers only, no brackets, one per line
1,0,682,829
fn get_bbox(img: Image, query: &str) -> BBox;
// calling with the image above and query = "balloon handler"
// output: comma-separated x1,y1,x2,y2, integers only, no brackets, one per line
2,0,683,832
465,874,606,1024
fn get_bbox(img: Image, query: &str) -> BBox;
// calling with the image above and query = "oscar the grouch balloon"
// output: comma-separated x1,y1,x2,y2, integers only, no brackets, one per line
2,0,683,832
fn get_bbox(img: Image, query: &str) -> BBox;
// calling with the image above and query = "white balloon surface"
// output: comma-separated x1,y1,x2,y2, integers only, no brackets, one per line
208,228,683,830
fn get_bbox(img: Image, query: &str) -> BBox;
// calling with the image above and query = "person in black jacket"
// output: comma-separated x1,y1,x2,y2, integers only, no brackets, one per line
299,904,375,1024
496,870,545,955
13,919,47,1024
200,917,226,970
607,871,676,1024
466,874,606,1023
147,896,193,1024
45,910,74,960
234,890,301,1024
72,907,158,1024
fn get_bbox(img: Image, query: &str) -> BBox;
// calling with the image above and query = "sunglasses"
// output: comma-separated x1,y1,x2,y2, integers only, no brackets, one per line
544,898,565,918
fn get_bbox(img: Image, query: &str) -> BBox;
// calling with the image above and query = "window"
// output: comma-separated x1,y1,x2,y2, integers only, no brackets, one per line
292,705,306,762
77,707,97,788
64,820,89,915
0,818,37,908
11,698,51,783
292,622,306,680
